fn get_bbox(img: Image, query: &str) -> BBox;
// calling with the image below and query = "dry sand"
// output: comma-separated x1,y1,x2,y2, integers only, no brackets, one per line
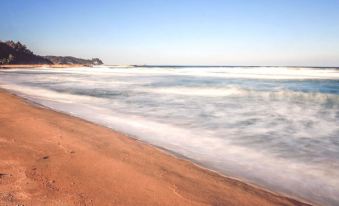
0,89,313,206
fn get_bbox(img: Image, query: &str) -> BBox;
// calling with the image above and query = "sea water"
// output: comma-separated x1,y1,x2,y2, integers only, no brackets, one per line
0,66,338,205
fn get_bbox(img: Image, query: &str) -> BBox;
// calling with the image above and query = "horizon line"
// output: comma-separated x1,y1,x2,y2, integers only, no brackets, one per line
105,64,339,69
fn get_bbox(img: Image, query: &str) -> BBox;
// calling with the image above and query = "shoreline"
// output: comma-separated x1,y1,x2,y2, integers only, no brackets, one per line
2,64,339,69
0,89,314,206
0,64,92,69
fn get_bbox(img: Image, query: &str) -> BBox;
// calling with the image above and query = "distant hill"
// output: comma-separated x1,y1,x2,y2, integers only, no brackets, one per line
0,41,52,64
0,40,103,65
45,56,103,65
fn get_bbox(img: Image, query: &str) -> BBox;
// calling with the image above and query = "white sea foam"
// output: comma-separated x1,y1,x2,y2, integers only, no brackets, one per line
138,87,246,97
5,66,338,79
104,66,339,79
138,86,339,103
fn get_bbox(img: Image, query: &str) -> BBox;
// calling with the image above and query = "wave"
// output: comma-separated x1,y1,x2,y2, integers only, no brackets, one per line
139,86,339,103
108,67,339,80
138,87,246,97
4,66,337,80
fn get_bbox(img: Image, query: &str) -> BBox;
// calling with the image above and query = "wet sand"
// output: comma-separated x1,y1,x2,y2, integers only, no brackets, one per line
0,89,313,206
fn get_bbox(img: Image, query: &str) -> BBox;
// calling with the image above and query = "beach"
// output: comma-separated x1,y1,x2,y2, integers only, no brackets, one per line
0,64,92,69
2,0,338,205
0,89,312,205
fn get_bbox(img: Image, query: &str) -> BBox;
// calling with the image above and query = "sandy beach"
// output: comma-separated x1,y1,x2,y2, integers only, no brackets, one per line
0,89,312,206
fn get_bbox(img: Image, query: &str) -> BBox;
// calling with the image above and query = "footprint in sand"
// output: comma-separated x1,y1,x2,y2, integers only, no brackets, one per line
0,173,9,178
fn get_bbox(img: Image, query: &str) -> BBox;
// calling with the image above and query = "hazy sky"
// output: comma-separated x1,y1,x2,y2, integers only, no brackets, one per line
1,0,339,66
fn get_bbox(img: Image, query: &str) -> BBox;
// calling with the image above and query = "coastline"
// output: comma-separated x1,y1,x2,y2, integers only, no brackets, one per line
0,89,313,206
0,64,92,69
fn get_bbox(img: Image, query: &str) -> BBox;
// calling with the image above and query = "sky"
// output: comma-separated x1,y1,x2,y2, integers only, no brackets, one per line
1,0,339,66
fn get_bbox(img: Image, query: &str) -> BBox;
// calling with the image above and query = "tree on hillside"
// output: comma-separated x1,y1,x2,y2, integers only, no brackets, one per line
8,54,15,63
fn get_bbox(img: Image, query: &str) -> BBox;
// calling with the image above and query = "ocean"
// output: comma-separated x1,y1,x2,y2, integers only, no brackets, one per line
1,66,338,205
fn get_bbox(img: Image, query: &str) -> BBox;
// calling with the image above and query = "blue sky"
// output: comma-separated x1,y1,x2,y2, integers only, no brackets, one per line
1,0,339,66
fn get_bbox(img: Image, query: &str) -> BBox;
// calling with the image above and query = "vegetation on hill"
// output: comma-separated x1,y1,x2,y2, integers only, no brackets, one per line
0,40,103,65
0,41,52,64
45,56,103,65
